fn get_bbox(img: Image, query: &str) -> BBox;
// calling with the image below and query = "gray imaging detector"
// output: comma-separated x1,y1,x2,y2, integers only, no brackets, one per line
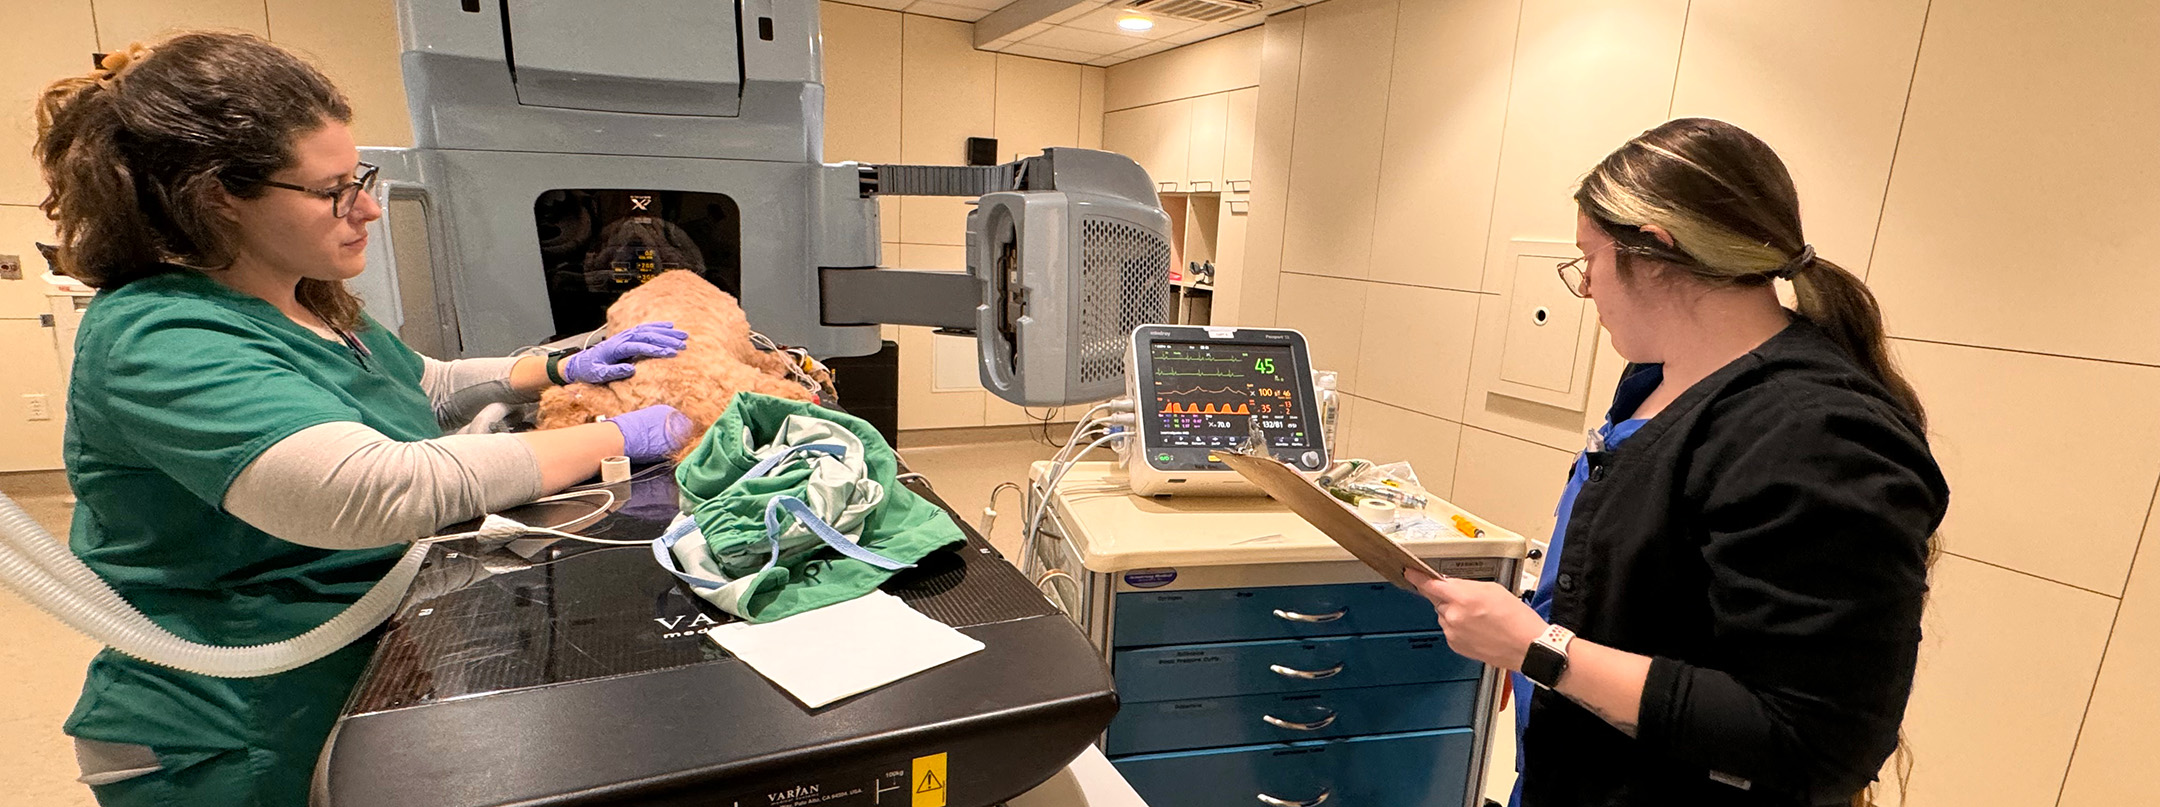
354,0,1172,405
322,1,1176,805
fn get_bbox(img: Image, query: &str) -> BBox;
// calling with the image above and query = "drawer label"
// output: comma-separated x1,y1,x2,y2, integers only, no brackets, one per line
1124,568,1179,588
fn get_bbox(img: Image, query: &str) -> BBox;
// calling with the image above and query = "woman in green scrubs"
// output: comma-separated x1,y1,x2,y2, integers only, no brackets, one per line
37,34,695,806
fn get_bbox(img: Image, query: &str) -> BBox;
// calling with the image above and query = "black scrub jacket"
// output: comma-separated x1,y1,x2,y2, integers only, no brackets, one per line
1521,319,1949,807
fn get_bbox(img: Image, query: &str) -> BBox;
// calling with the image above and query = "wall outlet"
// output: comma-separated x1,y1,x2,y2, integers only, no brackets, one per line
23,394,51,421
0,254,20,281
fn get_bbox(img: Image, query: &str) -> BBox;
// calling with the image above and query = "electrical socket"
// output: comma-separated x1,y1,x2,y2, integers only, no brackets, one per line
24,394,51,421
0,254,20,281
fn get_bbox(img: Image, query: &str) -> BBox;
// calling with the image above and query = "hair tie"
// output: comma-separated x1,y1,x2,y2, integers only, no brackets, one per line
91,42,154,88
1772,244,1815,280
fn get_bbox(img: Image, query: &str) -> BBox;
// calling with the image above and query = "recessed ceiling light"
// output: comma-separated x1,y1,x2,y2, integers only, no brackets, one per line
1116,11,1156,32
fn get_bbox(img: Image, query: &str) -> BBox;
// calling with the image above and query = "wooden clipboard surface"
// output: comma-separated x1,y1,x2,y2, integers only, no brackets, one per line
1217,452,1441,590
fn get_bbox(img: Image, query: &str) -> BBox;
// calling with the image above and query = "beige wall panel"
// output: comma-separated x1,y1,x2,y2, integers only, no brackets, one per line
1868,0,2160,363
1367,0,1517,292
1449,425,1571,540
894,243,984,429
1079,67,1106,150
1221,87,1256,183
994,55,1083,161
898,14,994,248
94,0,268,46
821,2,904,165
1279,0,1398,281
1274,273,1369,395
1896,338,2160,596
268,0,411,149
1893,555,2116,807
1354,284,1478,421
0,317,67,472
1238,9,1305,327
1462,291,1598,452
2059,497,2160,807
0,1,99,208
1102,27,1261,112
1667,0,1926,277
898,15,993,247
1477,0,1686,293
1342,394,1462,498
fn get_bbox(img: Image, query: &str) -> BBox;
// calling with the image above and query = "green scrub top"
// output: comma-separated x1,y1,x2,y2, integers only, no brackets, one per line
60,269,440,795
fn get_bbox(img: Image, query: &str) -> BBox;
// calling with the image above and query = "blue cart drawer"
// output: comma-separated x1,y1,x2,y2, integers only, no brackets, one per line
1113,728,1476,807
1114,582,1437,647
1105,680,1479,756
1114,632,1479,702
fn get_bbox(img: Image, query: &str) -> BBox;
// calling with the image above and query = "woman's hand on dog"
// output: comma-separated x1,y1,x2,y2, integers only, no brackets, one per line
563,322,690,384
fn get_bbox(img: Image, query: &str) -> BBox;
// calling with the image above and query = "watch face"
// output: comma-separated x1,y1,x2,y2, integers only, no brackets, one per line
1523,642,1568,689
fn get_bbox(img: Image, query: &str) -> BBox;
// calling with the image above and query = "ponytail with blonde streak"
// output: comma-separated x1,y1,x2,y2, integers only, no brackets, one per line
1574,118,1926,432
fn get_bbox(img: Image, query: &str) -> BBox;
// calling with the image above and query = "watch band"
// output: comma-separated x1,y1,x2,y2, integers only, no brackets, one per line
544,348,580,386
1522,624,1576,690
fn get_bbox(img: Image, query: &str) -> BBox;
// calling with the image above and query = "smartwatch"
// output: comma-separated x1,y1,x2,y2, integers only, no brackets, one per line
1521,624,1576,690
544,347,582,386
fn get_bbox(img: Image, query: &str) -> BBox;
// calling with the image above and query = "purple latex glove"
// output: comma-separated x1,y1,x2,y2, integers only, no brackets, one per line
562,322,689,384
606,404,695,463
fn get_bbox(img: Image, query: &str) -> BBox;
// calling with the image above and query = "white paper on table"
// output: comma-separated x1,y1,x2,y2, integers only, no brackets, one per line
706,590,986,708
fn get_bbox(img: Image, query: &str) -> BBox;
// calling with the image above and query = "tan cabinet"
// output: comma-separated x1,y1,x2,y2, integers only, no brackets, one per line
1185,93,1229,191
1104,101,1194,193
1222,87,1257,186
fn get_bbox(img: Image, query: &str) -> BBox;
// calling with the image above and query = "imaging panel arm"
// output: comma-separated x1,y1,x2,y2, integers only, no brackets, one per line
819,268,980,332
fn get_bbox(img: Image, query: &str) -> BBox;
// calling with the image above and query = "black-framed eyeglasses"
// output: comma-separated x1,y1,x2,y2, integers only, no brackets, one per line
251,162,379,217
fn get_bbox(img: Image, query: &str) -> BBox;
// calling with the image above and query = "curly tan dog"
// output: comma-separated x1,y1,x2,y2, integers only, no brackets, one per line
536,270,816,460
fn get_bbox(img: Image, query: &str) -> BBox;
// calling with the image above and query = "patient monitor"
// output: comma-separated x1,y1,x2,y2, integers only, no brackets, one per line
1125,325,1328,496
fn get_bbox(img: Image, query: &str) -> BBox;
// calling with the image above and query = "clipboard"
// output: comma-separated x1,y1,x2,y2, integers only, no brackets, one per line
1217,452,1441,591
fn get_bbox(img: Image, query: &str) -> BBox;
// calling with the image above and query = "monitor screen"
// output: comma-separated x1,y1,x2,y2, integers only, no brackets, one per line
1143,340,1322,470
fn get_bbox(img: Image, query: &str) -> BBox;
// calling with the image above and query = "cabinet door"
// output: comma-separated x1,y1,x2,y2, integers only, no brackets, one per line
1187,92,1229,191
1105,102,1193,192
1222,87,1257,185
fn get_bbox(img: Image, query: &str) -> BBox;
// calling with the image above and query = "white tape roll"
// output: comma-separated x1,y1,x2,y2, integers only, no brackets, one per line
600,455,632,484
1357,498,1398,525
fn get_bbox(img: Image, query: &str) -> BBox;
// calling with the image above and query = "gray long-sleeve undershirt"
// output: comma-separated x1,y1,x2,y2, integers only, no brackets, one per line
222,356,548,550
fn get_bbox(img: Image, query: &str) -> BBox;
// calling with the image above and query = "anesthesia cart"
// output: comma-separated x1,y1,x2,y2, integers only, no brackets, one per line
1024,462,1526,807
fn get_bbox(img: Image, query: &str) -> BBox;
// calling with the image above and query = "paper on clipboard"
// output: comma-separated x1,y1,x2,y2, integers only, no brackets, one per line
1216,452,1441,590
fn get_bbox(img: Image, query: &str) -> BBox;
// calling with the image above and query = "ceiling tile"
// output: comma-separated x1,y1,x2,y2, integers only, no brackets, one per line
904,1,993,22
1044,0,1109,25
835,0,912,10
1025,21,1157,53
1086,53,1124,67
1165,20,1244,45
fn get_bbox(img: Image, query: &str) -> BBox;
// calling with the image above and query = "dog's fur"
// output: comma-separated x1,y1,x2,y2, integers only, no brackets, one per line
536,270,816,460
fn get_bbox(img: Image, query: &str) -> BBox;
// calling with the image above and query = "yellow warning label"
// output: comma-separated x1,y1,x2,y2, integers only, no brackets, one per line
911,753,948,807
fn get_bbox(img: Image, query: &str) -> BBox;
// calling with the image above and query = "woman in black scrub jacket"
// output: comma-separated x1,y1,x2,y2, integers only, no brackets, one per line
1406,118,1949,807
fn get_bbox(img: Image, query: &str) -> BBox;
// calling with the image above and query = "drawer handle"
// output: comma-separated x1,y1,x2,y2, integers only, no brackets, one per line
1272,608,1347,623
1268,662,1345,680
1262,710,1338,731
1257,788,1331,807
